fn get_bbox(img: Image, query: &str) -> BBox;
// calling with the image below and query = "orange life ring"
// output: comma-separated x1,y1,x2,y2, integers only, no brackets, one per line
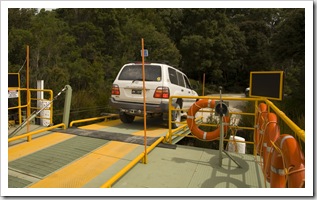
187,99,230,141
262,113,280,182
255,103,268,154
270,134,305,188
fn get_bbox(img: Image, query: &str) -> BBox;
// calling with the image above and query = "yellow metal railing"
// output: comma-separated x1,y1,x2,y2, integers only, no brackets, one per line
8,123,66,143
7,94,305,188
8,88,53,126
69,114,119,127
264,99,305,142
166,95,305,153
167,95,256,142
100,136,165,188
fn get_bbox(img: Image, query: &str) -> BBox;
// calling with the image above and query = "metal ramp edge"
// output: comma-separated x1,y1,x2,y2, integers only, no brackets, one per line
53,127,177,149
53,127,160,145
170,118,202,145
171,127,192,144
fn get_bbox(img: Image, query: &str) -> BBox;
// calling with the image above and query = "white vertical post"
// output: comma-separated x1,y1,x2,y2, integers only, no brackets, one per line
37,80,44,125
37,80,44,99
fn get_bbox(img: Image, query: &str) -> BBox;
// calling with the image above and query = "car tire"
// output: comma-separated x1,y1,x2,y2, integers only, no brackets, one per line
119,113,135,123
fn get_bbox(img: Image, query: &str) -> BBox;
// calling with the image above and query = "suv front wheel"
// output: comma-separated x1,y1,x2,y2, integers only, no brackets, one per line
119,112,135,123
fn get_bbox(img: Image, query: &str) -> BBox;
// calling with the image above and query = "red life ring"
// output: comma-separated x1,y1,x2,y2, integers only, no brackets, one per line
262,113,280,182
186,99,230,141
255,103,268,154
270,134,305,188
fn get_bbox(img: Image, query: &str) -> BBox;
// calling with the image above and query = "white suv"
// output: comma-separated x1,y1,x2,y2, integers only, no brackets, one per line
109,62,198,128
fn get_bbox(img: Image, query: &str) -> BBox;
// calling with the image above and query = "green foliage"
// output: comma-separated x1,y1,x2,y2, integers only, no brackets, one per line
8,8,305,125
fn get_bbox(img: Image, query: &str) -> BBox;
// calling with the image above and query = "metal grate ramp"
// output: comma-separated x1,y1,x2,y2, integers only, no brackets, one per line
8,175,32,188
9,136,108,188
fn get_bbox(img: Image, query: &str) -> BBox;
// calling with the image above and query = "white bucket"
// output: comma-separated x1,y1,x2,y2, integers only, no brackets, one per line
228,135,246,154
39,99,51,126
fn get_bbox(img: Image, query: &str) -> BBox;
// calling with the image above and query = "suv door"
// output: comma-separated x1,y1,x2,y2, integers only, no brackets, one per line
183,74,198,108
168,67,187,98
168,67,197,107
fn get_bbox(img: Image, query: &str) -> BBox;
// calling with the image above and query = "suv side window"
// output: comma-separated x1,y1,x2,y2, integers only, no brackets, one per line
176,71,185,87
168,68,178,85
169,67,187,87
184,75,192,89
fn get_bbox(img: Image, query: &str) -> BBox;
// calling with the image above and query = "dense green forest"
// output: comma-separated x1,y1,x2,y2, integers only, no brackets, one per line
8,8,305,128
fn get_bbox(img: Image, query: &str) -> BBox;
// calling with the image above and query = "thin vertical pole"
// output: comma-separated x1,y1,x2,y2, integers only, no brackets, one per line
218,87,223,166
201,73,206,119
26,45,31,141
254,100,258,156
18,73,22,125
202,73,205,96
141,38,147,164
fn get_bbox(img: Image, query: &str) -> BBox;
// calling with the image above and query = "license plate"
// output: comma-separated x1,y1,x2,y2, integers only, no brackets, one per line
132,89,142,94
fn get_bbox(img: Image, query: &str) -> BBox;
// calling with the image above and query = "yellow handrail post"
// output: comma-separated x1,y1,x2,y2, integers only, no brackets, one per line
253,100,258,156
26,45,31,142
165,96,173,143
18,88,22,125
141,38,147,164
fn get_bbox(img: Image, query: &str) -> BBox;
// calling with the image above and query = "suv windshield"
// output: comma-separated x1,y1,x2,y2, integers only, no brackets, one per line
118,65,162,82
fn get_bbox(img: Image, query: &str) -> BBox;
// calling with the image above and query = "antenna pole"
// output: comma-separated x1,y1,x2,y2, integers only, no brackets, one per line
217,86,242,168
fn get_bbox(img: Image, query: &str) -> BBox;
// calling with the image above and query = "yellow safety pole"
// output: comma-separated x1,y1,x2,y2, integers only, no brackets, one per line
26,45,31,142
141,38,147,164
253,100,258,156
18,88,22,125
167,96,172,143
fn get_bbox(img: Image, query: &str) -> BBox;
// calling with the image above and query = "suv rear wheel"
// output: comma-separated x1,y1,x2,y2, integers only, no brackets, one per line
119,113,135,123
